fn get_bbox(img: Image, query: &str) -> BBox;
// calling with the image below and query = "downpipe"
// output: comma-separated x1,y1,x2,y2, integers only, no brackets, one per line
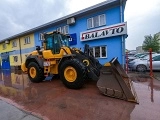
120,0,125,69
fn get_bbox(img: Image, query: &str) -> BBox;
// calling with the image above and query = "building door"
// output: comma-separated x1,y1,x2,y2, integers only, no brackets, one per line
1,52,10,69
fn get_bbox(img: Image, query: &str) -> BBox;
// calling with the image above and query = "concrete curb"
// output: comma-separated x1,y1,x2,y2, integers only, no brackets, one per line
0,97,45,120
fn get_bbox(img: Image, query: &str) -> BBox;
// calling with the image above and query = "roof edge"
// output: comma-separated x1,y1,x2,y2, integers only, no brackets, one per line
0,0,120,43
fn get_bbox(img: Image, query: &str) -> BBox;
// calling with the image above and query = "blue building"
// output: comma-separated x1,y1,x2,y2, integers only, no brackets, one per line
0,0,127,69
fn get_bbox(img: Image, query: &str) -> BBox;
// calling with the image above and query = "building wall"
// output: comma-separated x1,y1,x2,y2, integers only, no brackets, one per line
20,34,35,64
1,34,35,69
0,40,12,69
0,41,12,53
0,2,127,69
9,38,20,67
34,6,125,65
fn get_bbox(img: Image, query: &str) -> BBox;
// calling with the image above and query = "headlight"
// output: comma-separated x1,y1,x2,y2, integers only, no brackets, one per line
129,61,135,65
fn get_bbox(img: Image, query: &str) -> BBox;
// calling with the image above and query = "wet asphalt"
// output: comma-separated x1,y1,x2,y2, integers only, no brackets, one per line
0,70,160,120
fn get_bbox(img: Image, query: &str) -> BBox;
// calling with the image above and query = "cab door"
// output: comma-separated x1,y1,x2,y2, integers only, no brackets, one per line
46,33,61,54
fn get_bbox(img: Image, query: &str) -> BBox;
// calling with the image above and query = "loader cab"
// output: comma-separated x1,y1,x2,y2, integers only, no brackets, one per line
44,32,70,54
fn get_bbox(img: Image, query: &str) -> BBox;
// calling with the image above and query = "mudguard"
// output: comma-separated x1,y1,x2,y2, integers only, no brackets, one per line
25,55,44,68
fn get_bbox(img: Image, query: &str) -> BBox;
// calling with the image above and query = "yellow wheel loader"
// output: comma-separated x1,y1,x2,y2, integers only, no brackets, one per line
21,31,138,103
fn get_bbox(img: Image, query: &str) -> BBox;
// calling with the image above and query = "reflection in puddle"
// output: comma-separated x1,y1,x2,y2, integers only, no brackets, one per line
0,70,34,101
148,78,154,102
0,70,137,120
129,75,160,104
1,70,160,120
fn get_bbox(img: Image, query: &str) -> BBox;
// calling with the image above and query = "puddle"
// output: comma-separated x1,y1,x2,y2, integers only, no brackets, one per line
0,70,137,120
0,70,31,101
0,70,160,120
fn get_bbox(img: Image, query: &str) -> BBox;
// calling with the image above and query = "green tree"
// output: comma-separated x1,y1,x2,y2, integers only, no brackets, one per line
142,34,160,52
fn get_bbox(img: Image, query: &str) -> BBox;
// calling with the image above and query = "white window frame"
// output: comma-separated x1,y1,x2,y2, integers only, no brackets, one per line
101,46,107,58
3,43,6,49
93,16,99,28
87,18,94,29
24,36,30,44
91,46,107,58
99,14,106,26
39,33,45,40
12,40,17,47
87,14,106,29
62,25,69,34
13,56,18,62
57,27,61,32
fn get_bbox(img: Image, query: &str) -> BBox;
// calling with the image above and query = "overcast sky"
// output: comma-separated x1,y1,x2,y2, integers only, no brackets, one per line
0,0,160,50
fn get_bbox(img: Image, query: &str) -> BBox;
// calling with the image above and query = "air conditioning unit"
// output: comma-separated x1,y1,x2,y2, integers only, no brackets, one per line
5,40,10,44
67,17,75,25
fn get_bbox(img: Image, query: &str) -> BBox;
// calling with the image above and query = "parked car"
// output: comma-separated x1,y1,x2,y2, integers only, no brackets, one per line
127,52,157,63
127,53,145,62
128,54,160,72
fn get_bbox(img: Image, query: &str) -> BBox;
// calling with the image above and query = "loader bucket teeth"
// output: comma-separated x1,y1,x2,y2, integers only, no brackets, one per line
97,57,138,103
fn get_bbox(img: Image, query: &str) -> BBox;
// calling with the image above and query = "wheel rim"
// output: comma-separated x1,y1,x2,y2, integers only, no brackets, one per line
137,65,146,72
83,59,90,66
64,66,77,82
29,67,37,78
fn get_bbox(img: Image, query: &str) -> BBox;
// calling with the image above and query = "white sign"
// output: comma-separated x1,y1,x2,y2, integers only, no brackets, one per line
80,22,127,41
43,61,50,66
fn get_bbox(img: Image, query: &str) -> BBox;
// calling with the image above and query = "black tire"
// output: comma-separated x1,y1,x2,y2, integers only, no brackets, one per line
59,59,86,89
136,64,147,72
27,62,44,83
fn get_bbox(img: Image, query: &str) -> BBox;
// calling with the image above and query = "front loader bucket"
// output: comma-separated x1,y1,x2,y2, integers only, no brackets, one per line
97,57,138,103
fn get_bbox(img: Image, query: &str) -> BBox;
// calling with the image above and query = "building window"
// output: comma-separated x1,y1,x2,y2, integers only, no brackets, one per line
87,14,106,29
2,43,6,49
57,25,69,34
90,46,107,58
12,40,17,47
13,56,18,62
39,33,45,40
101,46,107,57
57,27,61,32
87,18,94,29
24,36,30,44
93,16,99,28
99,14,106,26
62,25,69,34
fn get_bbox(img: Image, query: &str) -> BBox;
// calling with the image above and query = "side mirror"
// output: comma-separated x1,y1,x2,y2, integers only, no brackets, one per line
41,46,44,51
66,35,71,38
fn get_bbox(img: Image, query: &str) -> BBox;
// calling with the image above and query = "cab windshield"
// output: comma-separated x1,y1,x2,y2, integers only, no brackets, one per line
45,33,70,54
